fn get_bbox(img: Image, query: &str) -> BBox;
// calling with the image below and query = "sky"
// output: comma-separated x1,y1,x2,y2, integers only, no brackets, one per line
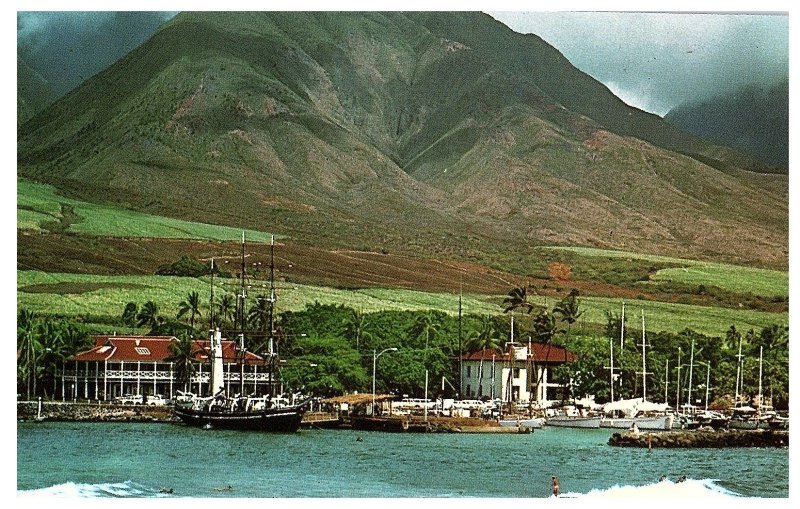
489,11,788,116
15,7,789,117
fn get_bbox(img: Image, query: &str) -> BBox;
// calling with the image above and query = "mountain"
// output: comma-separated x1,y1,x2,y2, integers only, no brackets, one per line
664,80,789,171
17,56,53,125
17,12,788,269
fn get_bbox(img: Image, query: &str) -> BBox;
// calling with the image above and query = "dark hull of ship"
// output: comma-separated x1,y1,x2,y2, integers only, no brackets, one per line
174,405,305,432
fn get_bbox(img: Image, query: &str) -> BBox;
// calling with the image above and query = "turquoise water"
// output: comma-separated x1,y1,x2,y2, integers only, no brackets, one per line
17,422,788,498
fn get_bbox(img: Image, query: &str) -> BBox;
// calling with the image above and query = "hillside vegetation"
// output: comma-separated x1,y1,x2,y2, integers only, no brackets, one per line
17,12,787,270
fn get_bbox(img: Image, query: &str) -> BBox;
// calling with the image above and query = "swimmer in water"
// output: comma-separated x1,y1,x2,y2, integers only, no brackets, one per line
659,475,667,482
677,475,687,483
551,476,560,497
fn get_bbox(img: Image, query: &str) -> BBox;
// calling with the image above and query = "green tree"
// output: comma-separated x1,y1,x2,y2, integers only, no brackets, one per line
167,334,196,393
553,289,583,345
465,316,503,397
176,291,202,332
122,302,138,333
17,309,41,400
247,294,272,346
216,293,235,330
136,301,163,333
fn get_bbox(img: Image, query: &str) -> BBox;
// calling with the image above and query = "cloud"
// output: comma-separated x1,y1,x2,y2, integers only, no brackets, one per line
17,12,178,99
489,11,788,116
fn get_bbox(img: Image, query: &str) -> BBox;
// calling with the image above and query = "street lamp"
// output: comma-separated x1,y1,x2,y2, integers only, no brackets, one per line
372,348,398,415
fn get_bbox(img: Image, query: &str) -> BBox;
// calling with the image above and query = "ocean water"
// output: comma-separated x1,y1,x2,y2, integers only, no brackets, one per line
17,422,788,499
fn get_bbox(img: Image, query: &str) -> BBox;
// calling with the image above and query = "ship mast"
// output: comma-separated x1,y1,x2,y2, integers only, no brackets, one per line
267,235,277,397
238,232,247,396
637,310,651,401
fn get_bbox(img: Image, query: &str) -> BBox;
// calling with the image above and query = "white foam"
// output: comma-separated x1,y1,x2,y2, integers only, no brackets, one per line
17,480,163,498
560,478,741,499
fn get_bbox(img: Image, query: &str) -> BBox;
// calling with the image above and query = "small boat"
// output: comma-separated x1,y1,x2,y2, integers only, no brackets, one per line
599,398,675,431
499,416,545,429
545,406,602,428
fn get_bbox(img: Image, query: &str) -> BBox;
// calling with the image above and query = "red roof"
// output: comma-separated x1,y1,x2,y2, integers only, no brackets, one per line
461,343,576,364
69,335,266,364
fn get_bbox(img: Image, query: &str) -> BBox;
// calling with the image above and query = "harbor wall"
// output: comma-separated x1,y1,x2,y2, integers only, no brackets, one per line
17,401,174,422
609,429,789,448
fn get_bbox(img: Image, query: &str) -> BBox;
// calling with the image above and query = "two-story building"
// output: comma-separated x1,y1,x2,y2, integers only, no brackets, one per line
58,334,271,401
461,342,576,405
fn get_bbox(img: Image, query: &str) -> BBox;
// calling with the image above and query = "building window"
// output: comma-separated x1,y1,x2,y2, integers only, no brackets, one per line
513,367,521,378
466,366,471,377
135,347,151,355
466,385,471,397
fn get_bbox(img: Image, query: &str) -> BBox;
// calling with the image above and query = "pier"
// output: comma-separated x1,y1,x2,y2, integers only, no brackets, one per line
609,429,789,448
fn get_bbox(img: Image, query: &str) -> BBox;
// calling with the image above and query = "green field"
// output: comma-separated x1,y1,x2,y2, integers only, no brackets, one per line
18,270,786,337
17,179,275,242
543,245,788,298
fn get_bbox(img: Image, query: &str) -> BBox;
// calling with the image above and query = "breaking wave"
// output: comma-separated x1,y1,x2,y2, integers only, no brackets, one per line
560,478,742,499
17,480,167,498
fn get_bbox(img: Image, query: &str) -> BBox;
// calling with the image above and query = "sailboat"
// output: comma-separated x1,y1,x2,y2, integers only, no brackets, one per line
173,235,310,432
599,310,675,431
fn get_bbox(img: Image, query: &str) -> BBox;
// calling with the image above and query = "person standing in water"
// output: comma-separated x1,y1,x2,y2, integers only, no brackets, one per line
551,476,560,497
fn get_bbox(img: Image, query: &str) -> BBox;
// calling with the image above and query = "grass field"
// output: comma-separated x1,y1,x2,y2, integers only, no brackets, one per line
543,246,788,298
18,270,786,337
17,179,276,242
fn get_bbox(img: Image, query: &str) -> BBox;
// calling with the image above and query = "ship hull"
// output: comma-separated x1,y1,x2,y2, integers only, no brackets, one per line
545,416,602,428
599,415,675,431
174,405,305,432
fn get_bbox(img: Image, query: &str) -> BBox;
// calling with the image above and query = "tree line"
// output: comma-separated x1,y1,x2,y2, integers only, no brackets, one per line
17,286,789,408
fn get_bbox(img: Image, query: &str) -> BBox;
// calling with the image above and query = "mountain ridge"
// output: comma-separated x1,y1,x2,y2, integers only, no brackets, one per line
17,11,788,270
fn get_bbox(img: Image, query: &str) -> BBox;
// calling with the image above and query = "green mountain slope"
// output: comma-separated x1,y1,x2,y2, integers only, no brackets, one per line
17,12,787,269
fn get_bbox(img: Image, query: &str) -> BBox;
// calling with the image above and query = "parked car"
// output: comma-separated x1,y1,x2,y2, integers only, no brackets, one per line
114,394,143,405
145,394,167,406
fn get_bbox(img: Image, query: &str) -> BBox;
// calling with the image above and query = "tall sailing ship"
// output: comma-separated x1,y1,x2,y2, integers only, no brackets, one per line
173,235,309,432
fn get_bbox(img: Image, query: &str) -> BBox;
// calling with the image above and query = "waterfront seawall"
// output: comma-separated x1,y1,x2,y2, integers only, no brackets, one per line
609,429,789,448
18,401,174,422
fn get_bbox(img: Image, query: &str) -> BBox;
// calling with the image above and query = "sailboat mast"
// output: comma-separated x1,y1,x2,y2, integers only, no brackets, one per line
619,301,625,394
687,339,695,407
458,281,463,398
605,337,615,402
705,362,711,411
268,235,275,356
640,309,647,400
210,258,215,330
676,348,682,410
237,231,246,343
664,359,669,404
758,345,763,409
734,335,743,405
267,235,276,397
239,232,247,396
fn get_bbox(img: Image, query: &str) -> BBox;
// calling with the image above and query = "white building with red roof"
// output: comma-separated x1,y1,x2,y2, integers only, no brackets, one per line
461,342,576,404
59,334,272,401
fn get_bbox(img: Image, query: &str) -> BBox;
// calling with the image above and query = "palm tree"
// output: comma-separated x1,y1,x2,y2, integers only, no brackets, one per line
18,309,40,400
216,293,235,330
177,291,203,332
136,301,162,332
167,334,197,393
465,316,504,396
413,312,440,361
121,302,138,333
343,309,376,353
502,286,538,314
248,294,272,352
532,311,558,344
553,289,583,345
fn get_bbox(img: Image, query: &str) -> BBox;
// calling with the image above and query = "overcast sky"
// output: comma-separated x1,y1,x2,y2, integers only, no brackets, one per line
16,10,789,116
489,11,789,116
